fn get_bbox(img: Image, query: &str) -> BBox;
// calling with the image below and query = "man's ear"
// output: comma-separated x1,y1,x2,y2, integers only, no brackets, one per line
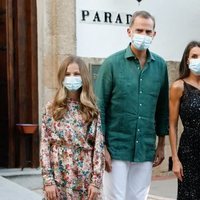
127,27,132,37
153,31,156,38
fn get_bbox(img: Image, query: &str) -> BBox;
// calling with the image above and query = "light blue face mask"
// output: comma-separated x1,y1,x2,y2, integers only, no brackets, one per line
189,58,200,75
63,76,82,91
132,34,153,51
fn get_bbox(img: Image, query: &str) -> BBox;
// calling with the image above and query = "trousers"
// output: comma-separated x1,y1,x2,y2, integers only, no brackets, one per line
103,160,153,200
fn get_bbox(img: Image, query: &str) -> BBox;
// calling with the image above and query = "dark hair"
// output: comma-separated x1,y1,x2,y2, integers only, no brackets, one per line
179,41,200,79
129,10,155,29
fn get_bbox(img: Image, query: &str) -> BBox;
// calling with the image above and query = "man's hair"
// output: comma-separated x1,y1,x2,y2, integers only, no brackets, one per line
129,10,155,29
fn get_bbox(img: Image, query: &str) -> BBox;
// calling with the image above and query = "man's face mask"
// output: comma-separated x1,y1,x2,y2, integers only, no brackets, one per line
63,76,82,91
131,33,153,51
188,58,200,75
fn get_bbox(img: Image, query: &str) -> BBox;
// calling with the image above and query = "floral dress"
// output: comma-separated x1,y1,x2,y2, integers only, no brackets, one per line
40,99,105,200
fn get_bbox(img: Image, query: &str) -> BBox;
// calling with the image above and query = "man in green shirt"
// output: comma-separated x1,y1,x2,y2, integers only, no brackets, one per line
95,11,169,200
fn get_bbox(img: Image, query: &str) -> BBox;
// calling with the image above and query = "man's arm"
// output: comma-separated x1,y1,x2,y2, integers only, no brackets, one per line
95,59,113,171
154,64,169,167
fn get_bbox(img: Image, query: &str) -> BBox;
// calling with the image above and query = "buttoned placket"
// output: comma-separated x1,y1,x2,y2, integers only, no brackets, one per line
135,63,147,156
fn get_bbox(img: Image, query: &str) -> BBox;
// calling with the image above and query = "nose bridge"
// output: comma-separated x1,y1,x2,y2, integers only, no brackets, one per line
142,31,147,35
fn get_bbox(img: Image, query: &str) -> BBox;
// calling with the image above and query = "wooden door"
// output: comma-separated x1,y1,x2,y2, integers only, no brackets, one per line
0,0,9,167
0,0,38,168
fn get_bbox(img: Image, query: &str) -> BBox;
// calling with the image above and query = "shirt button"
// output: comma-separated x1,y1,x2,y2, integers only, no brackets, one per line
140,91,142,94
140,78,143,81
138,129,140,132
138,116,141,119
139,103,142,106
136,140,139,143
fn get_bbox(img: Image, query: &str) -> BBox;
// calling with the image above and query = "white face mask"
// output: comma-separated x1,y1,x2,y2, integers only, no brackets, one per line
131,33,153,50
63,76,82,91
188,58,200,75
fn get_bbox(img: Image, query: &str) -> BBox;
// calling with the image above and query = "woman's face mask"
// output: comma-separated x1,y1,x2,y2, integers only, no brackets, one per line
188,58,200,75
63,76,82,91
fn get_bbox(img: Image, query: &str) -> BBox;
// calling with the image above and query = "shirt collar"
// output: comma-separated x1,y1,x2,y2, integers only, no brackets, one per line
124,43,155,62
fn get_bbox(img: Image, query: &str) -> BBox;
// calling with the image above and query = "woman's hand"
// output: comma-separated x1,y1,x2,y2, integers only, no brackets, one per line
173,159,184,182
88,184,99,200
105,146,112,172
44,185,59,200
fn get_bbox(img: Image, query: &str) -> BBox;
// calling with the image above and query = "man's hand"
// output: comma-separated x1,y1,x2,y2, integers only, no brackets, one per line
105,146,112,172
44,185,59,200
153,136,165,167
153,145,164,167
88,184,99,200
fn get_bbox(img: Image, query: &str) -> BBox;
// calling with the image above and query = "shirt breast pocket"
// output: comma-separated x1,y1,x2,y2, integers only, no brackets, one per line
147,79,162,97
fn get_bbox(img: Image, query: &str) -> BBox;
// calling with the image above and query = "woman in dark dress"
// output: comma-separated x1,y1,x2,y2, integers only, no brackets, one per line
169,41,200,200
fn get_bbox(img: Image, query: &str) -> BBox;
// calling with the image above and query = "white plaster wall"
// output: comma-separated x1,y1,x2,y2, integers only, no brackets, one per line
76,0,200,61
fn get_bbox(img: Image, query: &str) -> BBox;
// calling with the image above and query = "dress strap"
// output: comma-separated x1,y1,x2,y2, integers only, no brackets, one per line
182,79,190,92
181,79,191,96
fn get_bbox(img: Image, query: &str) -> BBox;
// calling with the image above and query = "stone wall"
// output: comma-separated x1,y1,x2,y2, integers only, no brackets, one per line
37,0,76,121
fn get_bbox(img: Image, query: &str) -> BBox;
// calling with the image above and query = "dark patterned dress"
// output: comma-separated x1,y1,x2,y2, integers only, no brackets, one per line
177,81,200,200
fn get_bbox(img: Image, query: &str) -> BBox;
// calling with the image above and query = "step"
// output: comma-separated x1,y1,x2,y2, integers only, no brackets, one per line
0,176,42,200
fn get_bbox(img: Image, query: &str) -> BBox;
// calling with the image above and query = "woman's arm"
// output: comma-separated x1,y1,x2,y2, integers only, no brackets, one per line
169,80,184,181
40,105,55,186
91,115,105,189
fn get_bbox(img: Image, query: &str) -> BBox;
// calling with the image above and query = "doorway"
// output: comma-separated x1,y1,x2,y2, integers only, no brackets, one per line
0,0,39,168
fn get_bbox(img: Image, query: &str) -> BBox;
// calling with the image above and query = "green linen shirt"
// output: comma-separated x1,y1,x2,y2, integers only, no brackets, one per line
95,44,169,162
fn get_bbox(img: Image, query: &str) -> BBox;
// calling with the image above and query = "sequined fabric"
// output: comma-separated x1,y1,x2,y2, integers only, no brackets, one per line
177,81,200,200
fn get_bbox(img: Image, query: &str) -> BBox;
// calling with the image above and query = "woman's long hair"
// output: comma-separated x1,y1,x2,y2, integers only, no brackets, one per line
179,41,200,79
50,55,99,123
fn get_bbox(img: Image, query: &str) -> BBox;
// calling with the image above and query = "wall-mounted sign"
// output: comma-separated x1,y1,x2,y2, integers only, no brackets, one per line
80,10,132,26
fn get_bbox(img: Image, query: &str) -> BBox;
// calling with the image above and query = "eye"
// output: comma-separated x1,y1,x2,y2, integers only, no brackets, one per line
191,55,198,59
74,72,81,76
65,72,70,76
146,30,153,35
135,29,143,33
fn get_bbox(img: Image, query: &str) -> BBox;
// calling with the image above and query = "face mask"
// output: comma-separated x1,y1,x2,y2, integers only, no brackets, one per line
131,33,153,50
63,76,82,91
188,58,200,75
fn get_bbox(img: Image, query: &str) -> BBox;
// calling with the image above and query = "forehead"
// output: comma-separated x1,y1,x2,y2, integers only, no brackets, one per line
189,46,200,56
66,62,80,72
131,16,154,30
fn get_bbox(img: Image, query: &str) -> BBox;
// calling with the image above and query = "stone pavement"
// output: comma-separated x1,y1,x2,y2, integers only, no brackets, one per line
0,168,177,200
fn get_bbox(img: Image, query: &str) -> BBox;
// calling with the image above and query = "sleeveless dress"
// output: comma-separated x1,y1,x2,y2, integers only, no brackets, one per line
177,81,200,200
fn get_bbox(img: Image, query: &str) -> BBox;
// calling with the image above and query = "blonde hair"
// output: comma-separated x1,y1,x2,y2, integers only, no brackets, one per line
51,55,99,123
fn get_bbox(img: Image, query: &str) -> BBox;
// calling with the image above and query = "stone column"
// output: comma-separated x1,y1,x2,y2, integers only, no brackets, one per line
37,0,76,121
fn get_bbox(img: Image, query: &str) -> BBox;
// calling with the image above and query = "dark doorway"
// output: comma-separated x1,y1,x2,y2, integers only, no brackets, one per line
0,0,39,168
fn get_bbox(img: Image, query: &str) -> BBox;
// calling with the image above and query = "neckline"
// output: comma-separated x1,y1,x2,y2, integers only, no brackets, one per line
184,81,200,91
67,98,80,104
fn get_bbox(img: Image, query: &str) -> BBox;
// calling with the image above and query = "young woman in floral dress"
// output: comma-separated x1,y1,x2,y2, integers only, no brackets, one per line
40,55,105,200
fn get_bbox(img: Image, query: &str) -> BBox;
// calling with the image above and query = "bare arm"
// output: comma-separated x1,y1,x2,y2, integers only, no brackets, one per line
169,80,184,181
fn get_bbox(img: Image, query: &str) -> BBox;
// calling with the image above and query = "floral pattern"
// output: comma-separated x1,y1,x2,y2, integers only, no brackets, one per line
40,99,105,199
